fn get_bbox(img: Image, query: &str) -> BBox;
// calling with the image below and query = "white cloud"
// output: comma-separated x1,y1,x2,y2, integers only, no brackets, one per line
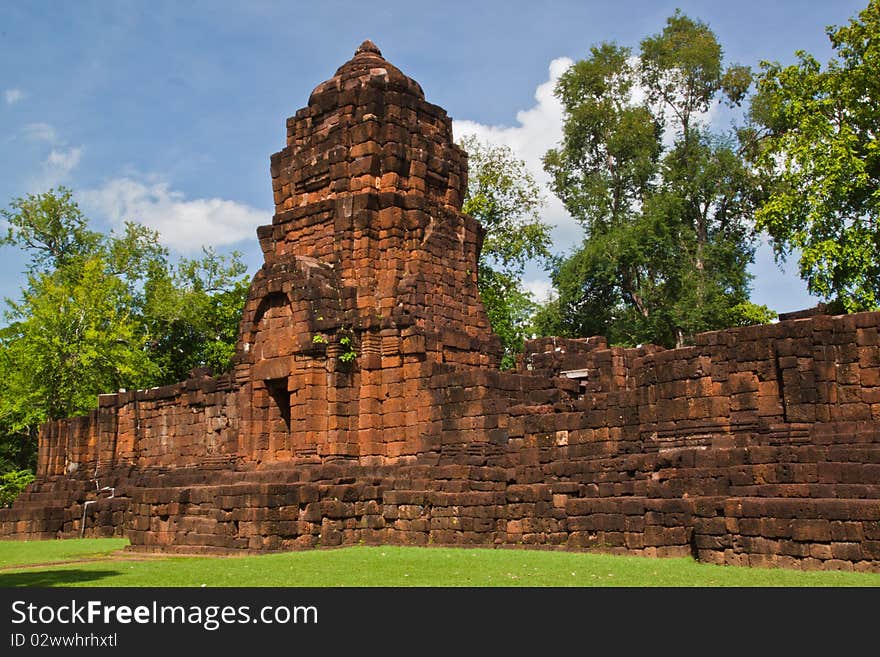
4,88,24,105
46,147,82,173
30,146,82,190
454,57,584,259
22,122,56,142
454,57,571,184
523,278,554,304
81,178,270,252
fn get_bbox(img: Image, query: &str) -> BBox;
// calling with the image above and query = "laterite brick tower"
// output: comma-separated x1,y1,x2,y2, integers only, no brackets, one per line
233,40,500,462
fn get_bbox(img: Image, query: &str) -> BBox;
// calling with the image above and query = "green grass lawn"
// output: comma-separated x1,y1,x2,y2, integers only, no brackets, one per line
0,538,129,569
1,538,879,587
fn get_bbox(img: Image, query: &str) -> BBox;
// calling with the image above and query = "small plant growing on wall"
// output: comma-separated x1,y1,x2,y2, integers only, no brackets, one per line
339,334,357,362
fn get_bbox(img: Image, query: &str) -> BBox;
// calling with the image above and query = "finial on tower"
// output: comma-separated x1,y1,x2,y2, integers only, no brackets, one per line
355,40,382,57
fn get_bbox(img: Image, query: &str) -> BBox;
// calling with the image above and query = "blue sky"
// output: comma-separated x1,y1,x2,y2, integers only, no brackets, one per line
0,0,870,316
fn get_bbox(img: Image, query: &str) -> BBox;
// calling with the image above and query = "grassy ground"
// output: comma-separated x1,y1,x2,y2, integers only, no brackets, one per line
0,538,129,569
1,538,879,587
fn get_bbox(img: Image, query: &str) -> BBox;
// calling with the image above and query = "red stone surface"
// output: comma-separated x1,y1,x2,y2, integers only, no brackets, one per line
3,42,880,573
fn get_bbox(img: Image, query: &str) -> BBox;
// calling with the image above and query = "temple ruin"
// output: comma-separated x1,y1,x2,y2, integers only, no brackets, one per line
2,41,879,572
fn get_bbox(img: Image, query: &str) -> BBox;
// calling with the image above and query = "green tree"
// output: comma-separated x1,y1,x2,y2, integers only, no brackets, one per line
0,189,161,466
0,186,101,273
0,469,34,508
142,247,249,382
459,136,551,368
541,11,774,348
0,256,157,425
748,0,880,311
0,187,250,473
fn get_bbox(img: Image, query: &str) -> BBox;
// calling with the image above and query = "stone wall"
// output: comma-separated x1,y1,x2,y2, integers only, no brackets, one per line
36,371,239,477
6,309,880,570
2,41,879,573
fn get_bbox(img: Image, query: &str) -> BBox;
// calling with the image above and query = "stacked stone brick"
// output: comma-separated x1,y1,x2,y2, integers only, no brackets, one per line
2,42,879,572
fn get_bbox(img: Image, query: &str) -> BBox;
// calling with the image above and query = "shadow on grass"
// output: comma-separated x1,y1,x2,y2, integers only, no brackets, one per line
0,569,121,587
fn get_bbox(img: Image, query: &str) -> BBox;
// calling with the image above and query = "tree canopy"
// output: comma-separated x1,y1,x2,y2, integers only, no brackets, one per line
460,136,551,368
0,187,249,473
748,0,880,311
539,11,774,348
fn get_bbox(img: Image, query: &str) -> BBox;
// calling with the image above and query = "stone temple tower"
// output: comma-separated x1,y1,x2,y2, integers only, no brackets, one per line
231,41,503,462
